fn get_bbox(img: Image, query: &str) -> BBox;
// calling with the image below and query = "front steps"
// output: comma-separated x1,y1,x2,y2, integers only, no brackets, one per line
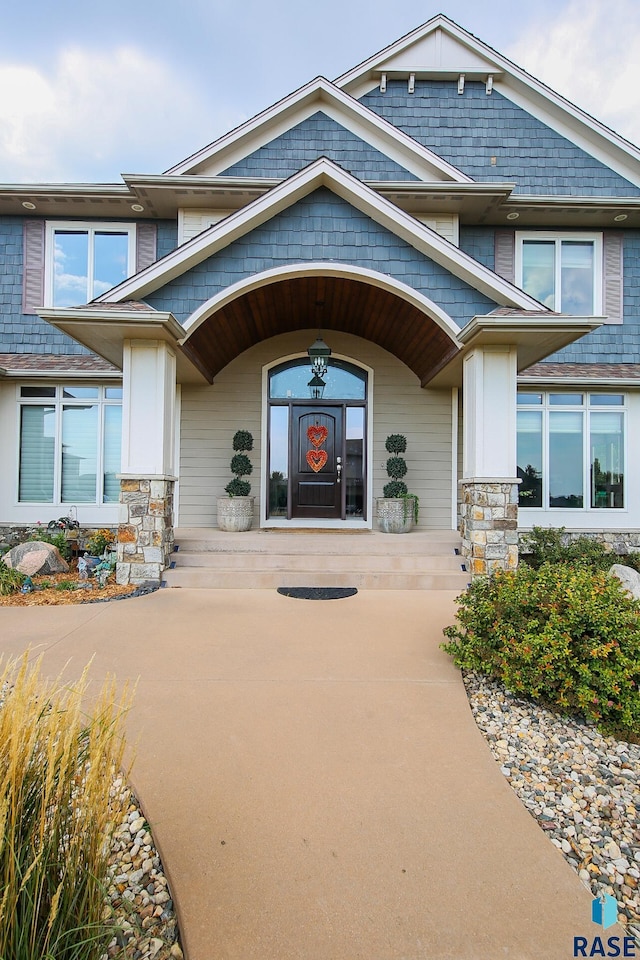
162,528,470,591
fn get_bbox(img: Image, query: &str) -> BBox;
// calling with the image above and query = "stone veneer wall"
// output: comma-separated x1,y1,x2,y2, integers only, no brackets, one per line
519,529,640,554
459,480,519,578
116,479,175,586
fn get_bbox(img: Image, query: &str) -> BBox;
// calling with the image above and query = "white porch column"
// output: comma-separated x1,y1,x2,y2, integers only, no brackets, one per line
460,345,519,577
117,340,177,586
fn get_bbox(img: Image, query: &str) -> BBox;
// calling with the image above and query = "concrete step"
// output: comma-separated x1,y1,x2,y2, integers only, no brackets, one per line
164,528,469,591
162,567,470,591
173,552,466,572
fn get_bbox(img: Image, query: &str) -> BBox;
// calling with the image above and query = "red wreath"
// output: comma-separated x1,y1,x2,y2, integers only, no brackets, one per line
307,425,328,448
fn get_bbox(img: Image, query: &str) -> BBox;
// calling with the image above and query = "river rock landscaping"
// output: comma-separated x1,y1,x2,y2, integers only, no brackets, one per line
464,671,640,943
105,782,183,960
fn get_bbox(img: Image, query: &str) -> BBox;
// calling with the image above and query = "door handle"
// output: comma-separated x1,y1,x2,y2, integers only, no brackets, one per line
336,456,342,484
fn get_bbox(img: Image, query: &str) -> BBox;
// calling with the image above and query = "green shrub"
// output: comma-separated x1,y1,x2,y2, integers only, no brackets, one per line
385,434,407,454
442,564,640,737
0,655,131,960
382,480,408,498
224,430,254,497
520,525,637,573
0,562,26,596
55,580,76,592
27,530,71,561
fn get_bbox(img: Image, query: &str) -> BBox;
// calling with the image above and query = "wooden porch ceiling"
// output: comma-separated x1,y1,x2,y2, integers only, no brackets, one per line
182,276,460,385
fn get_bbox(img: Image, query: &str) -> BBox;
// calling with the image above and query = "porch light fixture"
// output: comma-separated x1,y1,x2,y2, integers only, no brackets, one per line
131,203,145,212
506,211,519,220
614,214,628,222
22,201,36,210
307,335,331,399
307,373,326,400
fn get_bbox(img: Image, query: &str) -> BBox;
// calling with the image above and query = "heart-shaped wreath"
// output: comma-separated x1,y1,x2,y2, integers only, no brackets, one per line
307,425,328,448
306,449,328,472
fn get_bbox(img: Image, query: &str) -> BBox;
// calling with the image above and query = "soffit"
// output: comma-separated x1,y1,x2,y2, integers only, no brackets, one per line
183,275,459,387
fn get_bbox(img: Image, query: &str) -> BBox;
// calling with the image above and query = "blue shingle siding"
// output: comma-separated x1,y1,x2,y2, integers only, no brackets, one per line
546,230,640,363
220,112,418,181
0,217,89,355
145,188,497,326
459,227,495,270
360,81,640,197
156,220,179,258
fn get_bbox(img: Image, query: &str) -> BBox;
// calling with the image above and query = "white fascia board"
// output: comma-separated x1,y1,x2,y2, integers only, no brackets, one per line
336,14,640,189
518,375,640,388
165,77,470,184
38,308,186,340
458,314,603,345
0,368,121,379
98,157,543,311
495,80,640,189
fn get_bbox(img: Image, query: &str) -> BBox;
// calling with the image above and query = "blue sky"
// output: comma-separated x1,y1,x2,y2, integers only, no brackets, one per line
1,0,638,183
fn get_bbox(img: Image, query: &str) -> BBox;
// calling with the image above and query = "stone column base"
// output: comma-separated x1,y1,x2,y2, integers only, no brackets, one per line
116,478,175,586
459,479,519,579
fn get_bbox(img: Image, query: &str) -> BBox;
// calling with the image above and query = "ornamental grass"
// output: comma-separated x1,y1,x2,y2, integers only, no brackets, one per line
0,655,132,960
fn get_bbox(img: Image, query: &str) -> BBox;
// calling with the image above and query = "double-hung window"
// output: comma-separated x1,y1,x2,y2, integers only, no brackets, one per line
18,385,122,504
516,233,602,314
45,222,136,307
517,392,625,510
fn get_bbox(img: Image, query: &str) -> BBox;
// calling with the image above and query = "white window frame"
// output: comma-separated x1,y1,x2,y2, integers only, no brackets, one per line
16,384,123,506
517,391,627,514
44,221,137,307
515,232,603,314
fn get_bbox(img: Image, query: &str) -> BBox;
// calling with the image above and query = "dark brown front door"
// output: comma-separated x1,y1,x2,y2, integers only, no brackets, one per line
291,405,343,519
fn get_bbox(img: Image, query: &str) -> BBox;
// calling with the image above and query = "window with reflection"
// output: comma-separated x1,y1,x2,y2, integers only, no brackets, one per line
516,392,625,511
269,358,366,400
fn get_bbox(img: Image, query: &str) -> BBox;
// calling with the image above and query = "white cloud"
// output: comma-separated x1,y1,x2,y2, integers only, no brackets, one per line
509,0,640,146
0,46,245,182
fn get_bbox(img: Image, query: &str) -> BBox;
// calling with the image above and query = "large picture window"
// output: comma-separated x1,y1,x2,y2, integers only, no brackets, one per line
517,392,624,510
516,233,602,314
18,385,122,504
45,223,135,307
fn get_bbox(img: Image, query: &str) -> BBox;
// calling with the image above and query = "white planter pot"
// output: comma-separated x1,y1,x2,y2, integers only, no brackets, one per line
217,496,255,532
376,497,416,534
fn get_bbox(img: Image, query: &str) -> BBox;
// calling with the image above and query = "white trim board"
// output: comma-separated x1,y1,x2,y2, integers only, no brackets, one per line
97,158,548,313
165,77,471,184
335,15,640,190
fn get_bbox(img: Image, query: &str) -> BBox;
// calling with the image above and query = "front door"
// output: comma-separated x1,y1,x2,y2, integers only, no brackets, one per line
290,405,343,519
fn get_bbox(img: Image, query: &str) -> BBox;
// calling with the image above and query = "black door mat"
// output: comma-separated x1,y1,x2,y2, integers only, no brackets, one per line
277,587,358,600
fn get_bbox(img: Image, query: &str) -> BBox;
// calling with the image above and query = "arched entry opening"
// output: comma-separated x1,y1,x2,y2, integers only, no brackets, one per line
266,356,368,522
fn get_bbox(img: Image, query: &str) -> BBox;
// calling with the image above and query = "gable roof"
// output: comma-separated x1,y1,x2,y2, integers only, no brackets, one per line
164,77,472,184
96,157,546,312
336,14,640,190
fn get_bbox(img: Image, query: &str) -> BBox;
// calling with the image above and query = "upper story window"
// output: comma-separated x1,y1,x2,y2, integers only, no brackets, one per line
45,222,136,307
516,233,602,315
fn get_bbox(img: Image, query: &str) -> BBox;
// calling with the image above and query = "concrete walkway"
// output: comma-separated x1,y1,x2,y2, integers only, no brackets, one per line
0,588,603,959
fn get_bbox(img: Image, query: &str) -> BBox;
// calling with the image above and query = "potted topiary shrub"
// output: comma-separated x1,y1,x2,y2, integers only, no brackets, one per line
217,430,255,532
376,434,418,533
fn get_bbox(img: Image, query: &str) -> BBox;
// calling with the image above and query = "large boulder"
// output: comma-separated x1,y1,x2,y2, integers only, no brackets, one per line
2,540,69,576
609,563,640,601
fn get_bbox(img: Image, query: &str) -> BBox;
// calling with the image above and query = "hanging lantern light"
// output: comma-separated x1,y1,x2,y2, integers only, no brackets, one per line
307,335,331,399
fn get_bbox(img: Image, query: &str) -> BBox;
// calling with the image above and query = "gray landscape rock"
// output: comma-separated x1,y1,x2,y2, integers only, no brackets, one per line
2,540,69,575
609,563,640,600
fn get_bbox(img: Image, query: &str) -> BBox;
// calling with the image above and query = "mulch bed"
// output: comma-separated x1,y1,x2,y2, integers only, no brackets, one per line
0,569,139,606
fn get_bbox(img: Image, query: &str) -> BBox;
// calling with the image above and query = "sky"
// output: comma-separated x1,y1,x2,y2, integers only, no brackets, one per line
0,0,638,184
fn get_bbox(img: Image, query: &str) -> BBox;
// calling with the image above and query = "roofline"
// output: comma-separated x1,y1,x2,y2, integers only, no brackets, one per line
96,157,547,310
163,75,472,183
335,13,640,188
